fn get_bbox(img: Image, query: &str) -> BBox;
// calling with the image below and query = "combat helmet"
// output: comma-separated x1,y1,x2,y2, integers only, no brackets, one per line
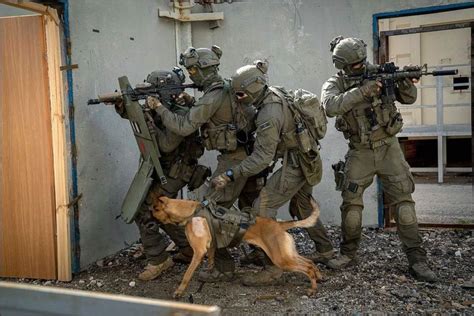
179,45,222,89
231,60,269,105
330,36,367,74
145,67,185,103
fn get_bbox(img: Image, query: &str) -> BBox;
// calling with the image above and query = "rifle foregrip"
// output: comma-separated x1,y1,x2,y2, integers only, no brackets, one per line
432,69,458,76
87,99,100,105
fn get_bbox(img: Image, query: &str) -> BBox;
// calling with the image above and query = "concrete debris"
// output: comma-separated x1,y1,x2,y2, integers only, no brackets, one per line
3,227,473,314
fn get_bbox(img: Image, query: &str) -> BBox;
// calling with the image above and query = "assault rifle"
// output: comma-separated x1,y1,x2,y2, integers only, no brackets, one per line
87,82,196,105
345,62,458,105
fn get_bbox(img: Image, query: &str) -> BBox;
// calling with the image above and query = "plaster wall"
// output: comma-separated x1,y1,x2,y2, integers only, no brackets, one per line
191,0,472,225
2,0,470,269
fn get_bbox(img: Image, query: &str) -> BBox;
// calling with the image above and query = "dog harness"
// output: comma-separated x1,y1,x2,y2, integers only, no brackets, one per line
194,200,257,249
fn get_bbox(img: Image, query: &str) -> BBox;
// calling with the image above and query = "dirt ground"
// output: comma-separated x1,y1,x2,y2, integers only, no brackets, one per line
2,227,473,314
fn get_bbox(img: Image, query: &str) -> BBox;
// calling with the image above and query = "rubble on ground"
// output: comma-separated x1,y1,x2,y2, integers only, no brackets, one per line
3,227,473,314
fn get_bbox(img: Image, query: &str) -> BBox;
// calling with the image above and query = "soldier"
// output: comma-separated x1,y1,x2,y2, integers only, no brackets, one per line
146,46,264,282
114,69,210,281
320,36,437,282
211,61,334,286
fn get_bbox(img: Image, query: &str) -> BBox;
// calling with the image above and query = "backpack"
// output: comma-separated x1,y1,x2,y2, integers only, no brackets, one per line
290,88,328,141
270,87,328,152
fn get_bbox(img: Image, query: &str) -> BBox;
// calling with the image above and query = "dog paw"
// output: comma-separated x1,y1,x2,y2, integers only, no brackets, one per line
173,290,183,299
306,288,317,297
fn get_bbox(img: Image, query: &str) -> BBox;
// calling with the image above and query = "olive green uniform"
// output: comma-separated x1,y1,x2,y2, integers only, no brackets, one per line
321,69,426,265
155,74,262,272
117,103,205,266
231,88,333,253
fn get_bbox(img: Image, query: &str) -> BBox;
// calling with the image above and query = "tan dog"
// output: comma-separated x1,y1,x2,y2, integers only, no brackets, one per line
151,195,322,298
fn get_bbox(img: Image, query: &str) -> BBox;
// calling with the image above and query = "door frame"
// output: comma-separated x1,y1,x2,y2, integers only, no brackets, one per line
0,1,73,280
372,3,474,228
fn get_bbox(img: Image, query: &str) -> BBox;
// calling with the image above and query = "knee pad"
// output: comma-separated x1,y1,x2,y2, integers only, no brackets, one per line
396,202,417,226
344,208,362,236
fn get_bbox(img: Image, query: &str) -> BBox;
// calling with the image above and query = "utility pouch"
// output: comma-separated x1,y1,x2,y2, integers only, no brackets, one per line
168,160,182,179
224,124,238,151
385,111,404,136
203,124,238,151
335,116,351,139
332,160,347,191
188,165,211,191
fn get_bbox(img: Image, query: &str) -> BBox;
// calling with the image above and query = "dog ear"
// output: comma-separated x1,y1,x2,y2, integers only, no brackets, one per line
159,198,200,222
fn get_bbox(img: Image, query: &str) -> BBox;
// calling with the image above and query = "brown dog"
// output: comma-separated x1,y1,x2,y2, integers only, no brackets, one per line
151,195,322,298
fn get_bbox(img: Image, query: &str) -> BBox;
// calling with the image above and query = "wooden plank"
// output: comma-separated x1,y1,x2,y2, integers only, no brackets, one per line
44,14,71,282
0,0,59,25
0,15,57,279
0,282,221,316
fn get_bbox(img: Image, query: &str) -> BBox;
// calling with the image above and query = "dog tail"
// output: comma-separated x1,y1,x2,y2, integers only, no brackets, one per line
278,196,320,231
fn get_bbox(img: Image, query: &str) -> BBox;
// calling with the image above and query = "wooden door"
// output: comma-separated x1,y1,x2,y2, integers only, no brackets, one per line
0,15,57,279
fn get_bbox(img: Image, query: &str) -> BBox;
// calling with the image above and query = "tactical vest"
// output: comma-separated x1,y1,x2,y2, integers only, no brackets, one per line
156,103,209,191
201,80,256,153
194,201,257,249
334,74,403,146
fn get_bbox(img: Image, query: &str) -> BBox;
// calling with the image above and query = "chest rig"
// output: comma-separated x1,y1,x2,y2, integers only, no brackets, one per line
335,75,403,146
194,200,257,249
201,80,255,153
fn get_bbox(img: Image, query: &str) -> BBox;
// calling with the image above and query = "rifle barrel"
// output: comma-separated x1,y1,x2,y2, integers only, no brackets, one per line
431,69,458,76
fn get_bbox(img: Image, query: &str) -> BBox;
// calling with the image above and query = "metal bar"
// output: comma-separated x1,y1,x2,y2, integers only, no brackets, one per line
436,69,444,183
417,84,471,89
0,282,220,316
425,63,470,69
398,103,470,109
377,176,384,227
380,21,472,37
410,167,473,172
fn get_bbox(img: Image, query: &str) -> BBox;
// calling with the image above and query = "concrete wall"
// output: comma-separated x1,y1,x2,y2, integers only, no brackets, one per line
191,0,472,225
68,0,178,268
2,0,470,270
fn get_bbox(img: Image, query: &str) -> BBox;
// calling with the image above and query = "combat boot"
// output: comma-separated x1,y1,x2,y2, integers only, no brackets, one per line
307,249,336,265
138,257,174,281
326,254,357,270
241,265,283,286
409,262,438,283
198,269,234,283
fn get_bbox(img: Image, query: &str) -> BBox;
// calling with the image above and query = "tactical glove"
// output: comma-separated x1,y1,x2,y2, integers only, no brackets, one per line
146,96,162,110
211,173,231,190
359,80,382,98
176,92,194,106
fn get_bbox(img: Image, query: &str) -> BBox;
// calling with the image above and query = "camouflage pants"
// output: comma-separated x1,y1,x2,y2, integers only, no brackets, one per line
253,154,333,253
206,149,263,273
341,137,426,265
135,176,192,265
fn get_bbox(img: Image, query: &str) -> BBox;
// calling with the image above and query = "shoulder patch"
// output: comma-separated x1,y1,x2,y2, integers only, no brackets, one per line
258,120,273,131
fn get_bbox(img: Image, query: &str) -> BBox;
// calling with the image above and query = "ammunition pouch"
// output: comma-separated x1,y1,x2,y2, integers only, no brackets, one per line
335,116,351,139
385,111,404,136
202,124,238,152
332,160,347,191
188,165,211,191
168,159,194,181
